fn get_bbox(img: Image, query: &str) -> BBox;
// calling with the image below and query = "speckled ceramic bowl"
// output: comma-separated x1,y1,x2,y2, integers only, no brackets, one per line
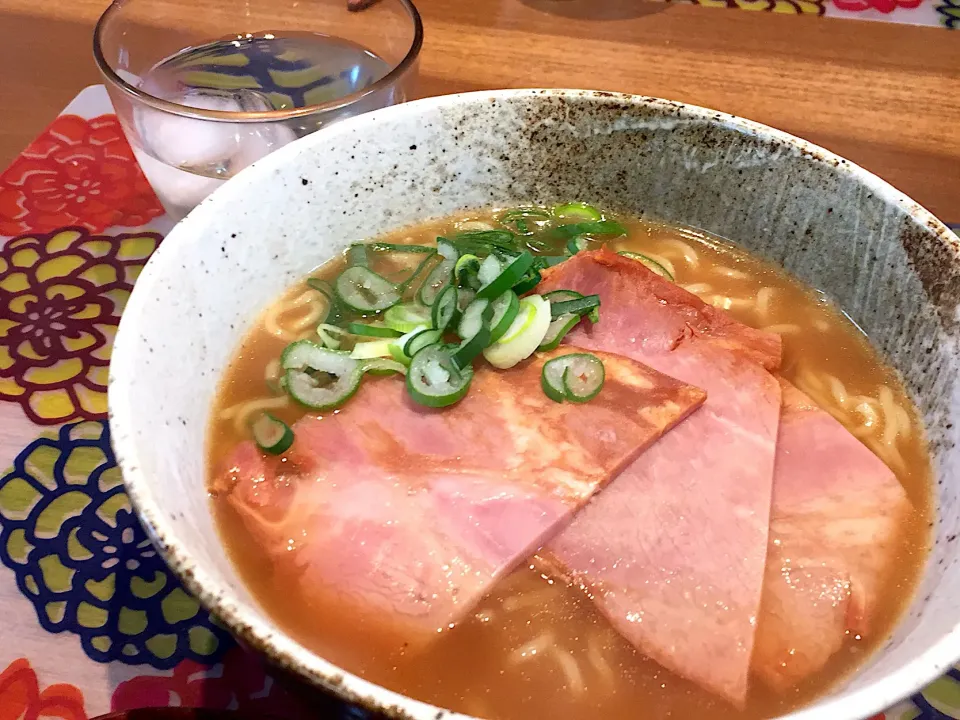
109,89,960,720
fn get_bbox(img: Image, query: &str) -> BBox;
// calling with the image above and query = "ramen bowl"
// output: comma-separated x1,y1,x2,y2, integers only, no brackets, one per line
109,89,960,720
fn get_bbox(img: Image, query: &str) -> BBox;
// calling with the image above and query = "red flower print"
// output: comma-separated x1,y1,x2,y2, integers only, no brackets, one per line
0,658,87,720
0,114,163,236
832,0,921,11
111,647,317,719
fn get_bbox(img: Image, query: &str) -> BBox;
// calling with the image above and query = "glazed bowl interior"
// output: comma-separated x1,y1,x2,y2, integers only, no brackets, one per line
109,89,960,720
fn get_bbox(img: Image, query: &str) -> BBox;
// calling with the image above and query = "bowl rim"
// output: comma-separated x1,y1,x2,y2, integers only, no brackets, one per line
92,0,424,123
109,87,960,720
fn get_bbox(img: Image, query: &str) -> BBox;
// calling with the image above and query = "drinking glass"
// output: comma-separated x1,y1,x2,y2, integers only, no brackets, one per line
94,0,422,220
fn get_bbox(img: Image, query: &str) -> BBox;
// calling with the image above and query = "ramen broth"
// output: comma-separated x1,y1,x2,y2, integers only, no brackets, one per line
209,211,933,720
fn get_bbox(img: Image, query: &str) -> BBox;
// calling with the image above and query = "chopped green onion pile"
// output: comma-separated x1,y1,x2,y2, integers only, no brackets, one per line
255,201,688,452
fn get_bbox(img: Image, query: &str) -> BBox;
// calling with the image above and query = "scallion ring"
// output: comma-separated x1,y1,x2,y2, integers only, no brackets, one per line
280,341,363,410
335,266,401,313
407,345,474,408
540,353,605,403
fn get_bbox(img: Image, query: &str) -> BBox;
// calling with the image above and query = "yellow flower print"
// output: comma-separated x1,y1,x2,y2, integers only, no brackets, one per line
0,227,161,424
674,0,825,14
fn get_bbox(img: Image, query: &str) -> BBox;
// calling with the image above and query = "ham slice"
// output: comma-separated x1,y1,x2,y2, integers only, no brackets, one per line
540,248,782,706
213,346,706,642
751,379,913,691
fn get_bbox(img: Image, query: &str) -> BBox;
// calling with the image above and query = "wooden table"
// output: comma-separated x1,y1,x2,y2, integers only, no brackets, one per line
0,0,958,220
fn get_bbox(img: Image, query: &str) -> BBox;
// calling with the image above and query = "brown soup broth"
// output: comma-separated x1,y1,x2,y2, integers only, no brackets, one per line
208,211,934,720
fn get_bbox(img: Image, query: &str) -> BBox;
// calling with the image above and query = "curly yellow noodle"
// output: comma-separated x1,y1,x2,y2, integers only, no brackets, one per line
658,238,700,267
502,587,557,612
897,403,913,440
552,648,585,694
827,375,849,407
763,323,802,335
265,358,281,384
263,290,325,341
456,220,495,232
641,252,676,277
795,366,825,393
680,282,712,295
705,295,750,311
220,395,291,434
587,634,616,689
756,287,774,319
509,632,555,664
712,265,750,280
850,397,881,428
879,386,901,447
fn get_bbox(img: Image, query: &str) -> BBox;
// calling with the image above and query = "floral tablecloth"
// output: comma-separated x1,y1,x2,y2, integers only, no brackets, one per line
671,0,957,27
1,83,958,720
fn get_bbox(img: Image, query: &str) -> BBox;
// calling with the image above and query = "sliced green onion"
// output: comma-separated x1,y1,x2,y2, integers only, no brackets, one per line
539,255,568,269
550,294,600,319
432,285,459,333
405,328,442,357
437,238,459,261
488,291,521,344
455,254,482,289
361,358,407,376
384,302,433,333
316,323,347,350
454,294,513,368
388,325,429,366
350,340,394,360
618,251,675,281
553,202,602,222
500,207,552,235
566,235,590,255
418,256,455,306
511,266,542,295
399,250,439,291
458,297,495,342
477,251,536,301
451,230,521,256
252,413,294,454
452,323,491,369
541,353,605,403
281,341,362,410
563,354,606,402
483,294,552,369
500,207,552,222
540,360,567,403
538,314,580,351
477,254,502,286
407,345,474,408
335,266,401,313
347,244,369,267
307,277,335,297
458,288,476,312
345,322,403,338
370,242,435,253
550,221,627,240
543,289,583,302
307,278,344,325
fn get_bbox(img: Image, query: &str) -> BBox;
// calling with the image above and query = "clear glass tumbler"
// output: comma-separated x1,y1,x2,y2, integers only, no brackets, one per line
94,0,422,220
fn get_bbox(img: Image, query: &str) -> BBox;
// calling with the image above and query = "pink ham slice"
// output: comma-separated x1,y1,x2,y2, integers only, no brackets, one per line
751,379,913,691
540,248,782,706
213,346,706,643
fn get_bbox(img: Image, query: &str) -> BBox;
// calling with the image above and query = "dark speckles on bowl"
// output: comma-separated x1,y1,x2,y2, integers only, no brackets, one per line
108,89,960,720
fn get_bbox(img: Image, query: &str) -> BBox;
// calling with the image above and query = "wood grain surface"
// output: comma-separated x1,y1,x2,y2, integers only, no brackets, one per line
0,0,957,219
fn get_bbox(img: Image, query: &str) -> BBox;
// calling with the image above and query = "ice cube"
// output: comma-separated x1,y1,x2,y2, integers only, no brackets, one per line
231,123,298,173
132,145,223,220
136,91,244,169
